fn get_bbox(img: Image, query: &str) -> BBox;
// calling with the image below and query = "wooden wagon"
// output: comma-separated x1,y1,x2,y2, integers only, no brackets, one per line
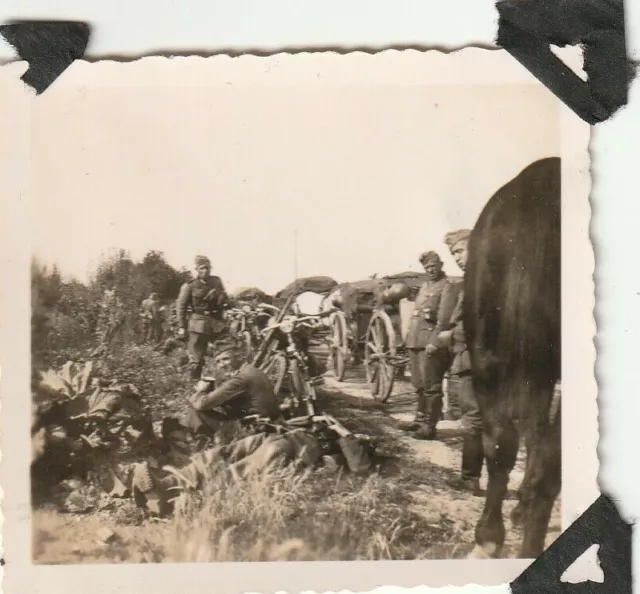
326,271,455,402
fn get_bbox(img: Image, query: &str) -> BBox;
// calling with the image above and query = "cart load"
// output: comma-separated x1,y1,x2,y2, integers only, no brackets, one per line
230,286,274,305
327,271,433,402
330,277,420,319
275,276,339,303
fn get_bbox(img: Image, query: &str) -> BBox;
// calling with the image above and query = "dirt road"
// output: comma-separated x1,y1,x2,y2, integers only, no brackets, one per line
319,366,562,558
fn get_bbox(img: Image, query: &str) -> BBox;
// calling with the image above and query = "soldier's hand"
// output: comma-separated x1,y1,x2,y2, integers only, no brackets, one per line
177,328,185,338
187,392,201,410
438,330,453,347
425,344,438,355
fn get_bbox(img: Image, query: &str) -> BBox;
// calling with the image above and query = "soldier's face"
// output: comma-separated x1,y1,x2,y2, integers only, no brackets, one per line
451,240,468,272
197,264,211,279
422,260,442,280
215,350,238,374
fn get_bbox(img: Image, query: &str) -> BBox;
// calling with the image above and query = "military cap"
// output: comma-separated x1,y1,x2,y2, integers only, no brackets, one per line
195,255,211,267
212,337,242,355
443,229,471,250
419,250,442,265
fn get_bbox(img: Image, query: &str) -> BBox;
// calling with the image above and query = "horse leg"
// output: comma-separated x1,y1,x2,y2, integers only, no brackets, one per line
510,434,530,528
517,391,561,558
469,408,520,558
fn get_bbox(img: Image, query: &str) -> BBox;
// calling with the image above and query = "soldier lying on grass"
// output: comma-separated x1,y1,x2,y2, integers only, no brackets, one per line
131,415,375,516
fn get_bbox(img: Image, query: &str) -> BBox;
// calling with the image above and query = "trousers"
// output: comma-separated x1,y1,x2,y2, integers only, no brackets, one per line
185,406,233,435
179,430,323,484
144,319,163,344
423,348,450,430
408,348,427,421
447,373,482,431
448,372,484,480
408,347,451,429
187,332,214,379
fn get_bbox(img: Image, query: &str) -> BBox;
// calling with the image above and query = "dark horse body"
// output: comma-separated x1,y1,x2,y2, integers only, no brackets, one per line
464,157,561,559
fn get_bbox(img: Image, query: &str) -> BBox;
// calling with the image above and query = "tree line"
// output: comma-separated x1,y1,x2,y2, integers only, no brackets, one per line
32,249,191,367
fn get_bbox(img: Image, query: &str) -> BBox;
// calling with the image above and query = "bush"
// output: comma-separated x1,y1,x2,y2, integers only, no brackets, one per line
31,250,192,367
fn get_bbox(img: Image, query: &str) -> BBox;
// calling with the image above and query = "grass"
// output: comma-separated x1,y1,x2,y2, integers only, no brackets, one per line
33,459,457,563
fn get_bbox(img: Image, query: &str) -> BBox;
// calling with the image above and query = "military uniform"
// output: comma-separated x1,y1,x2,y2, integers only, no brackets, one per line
97,290,125,345
185,363,281,434
436,229,484,492
140,296,162,343
404,268,450,437
132,426,374,515
431,279,464,420
176,272,229,379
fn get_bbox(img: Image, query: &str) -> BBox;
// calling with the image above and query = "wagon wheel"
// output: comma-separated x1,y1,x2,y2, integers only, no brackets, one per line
364,310,396,402
329,311,349,381
259,352,287,397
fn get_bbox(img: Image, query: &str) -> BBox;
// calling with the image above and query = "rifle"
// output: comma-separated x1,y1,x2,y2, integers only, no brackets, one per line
241,411,353,438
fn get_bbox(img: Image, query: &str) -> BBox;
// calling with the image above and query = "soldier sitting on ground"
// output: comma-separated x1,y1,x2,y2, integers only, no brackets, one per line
183,338,281,439
131,415,375,516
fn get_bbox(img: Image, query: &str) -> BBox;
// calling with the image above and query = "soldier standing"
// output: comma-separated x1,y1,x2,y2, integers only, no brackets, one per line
176,255,229,380
433,229,484,494
400,250,450,440
140,292,162,343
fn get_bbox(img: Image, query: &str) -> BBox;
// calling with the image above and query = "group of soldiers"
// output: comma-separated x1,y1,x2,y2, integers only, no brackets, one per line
129,232,483,515
129,255,375,516
402,228,483,495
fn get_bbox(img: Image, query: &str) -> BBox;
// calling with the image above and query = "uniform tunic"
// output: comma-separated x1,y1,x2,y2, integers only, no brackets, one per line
406,275,450,349
431,280,482,434
176,276,228,335
405,275,450,395
176,276,228,377
190,364,280,419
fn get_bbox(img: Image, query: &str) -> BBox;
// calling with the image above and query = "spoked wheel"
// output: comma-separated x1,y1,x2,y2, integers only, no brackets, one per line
260,352,288,397
288,359,317,416
329,311,349,381
364,310,396,402
241,330,254,363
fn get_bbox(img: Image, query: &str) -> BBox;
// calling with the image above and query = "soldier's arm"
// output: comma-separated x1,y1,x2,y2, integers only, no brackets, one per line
176,283,191,329
190,376,247,411
216,277,230,309
429,281,459,348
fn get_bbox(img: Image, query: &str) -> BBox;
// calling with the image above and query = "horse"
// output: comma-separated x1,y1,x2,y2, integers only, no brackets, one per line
464,156,561,559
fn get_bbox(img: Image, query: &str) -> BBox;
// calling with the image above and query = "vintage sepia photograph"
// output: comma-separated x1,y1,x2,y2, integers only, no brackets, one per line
0,49,596,589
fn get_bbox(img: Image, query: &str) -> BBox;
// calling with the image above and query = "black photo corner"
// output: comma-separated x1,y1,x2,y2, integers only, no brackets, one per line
0,0,634,591
0,20,90,94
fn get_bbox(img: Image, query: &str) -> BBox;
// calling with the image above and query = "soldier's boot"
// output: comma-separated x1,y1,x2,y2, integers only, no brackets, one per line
398,390,427,431
414,392,443,440
445,429,484,495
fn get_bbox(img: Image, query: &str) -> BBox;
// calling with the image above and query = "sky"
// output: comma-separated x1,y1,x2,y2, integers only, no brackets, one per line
30,81,559,295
